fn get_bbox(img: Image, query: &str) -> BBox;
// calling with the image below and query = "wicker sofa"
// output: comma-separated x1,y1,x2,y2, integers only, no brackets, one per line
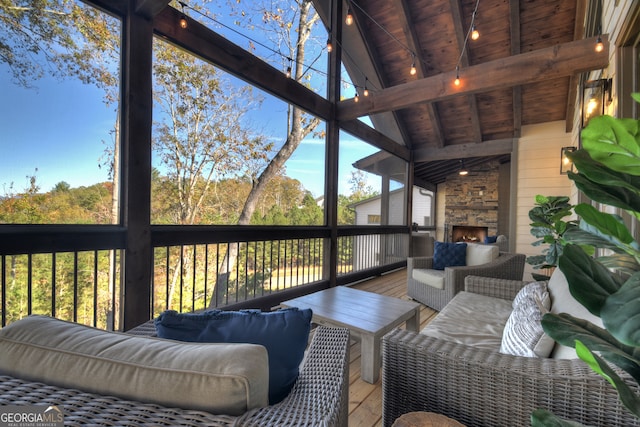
0,319,350,426
407,245,526,310
383,273,640,427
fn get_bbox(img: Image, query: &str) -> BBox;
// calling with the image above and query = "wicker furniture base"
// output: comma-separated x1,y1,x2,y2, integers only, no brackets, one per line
0,325,350,427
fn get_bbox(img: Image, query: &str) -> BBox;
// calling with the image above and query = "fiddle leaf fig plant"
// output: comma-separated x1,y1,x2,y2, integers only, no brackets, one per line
526,195,578,280
531,95,640,426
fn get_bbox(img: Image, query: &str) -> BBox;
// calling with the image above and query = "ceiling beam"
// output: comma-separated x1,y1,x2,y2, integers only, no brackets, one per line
340,119,411,161
135,0,170,18
394,0,445,147
414,138,515,162
450,0,482,144
154,6,332,121
509,0,522,138
337,35,610,121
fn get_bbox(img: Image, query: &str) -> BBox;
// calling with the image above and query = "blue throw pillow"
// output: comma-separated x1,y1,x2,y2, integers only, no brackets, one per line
432,241,467,270
484,235,498,244
155,307,312,404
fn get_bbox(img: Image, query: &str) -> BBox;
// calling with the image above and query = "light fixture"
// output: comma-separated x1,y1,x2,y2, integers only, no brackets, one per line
326,38,333,53
595,35,604,53
178,1,188,29
286,65,292,78
345,7,354,26
354,91,359,103
458,160,468,176
410,61,417,76
560,146,576,175
471,24,479,41
454,66,461,87
363,78,369,96
582,77,612,128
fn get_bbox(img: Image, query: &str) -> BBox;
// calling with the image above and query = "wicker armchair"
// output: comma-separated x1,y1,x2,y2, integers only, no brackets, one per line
407,251,525,310
0,325,350,427
383,277,640,427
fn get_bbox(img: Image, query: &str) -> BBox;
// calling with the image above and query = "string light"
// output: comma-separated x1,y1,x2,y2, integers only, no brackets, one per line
327,37,333,53
452,0,481,86
471,24,479,41
410,57,417,76
345,7,354,26
363,78,369,97
354,91,359,102
286,65,292,78
595,35,604,53
178,1,188,29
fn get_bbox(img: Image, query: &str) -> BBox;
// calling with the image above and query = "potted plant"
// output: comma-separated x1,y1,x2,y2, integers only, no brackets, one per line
526,195,578,280
531,96,640,426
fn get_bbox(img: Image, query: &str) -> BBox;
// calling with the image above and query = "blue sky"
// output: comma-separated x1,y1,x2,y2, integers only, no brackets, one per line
0,2,379,199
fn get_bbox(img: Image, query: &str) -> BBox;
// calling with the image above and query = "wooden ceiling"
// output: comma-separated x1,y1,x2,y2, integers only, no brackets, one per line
313,0,607,189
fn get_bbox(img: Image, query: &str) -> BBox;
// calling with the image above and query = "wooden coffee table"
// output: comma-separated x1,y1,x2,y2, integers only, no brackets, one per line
281,286,420,383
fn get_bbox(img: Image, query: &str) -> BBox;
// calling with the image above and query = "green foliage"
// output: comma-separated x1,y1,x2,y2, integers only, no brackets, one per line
536,101,640,425
526,195,578,280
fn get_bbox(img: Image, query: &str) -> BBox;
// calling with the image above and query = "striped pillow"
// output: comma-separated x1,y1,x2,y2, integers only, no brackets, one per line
500,293,554,358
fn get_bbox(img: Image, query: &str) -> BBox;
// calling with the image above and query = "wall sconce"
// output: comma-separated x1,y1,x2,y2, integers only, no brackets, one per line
560,146,576,174
582,78,612,128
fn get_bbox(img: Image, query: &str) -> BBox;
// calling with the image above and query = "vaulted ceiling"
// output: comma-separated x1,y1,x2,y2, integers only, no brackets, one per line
313,0,607,189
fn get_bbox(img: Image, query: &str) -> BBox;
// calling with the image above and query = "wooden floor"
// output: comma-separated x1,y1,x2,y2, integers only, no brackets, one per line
343,268,437,427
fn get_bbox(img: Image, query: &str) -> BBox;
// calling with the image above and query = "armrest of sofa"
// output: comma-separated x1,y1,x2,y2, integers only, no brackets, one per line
242,326,350,426
382,329,639,427
464,275,529,300
443,252,526,296
407,256,434,275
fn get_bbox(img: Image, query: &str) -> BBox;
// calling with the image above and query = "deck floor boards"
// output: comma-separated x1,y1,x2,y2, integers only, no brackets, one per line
345,268,437,426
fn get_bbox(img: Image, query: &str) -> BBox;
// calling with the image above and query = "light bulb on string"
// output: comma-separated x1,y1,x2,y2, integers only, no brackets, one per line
363,78,369,97
354,91,359,103
345,8,354,26
286,65,292,78
178,1,188,29
595,35,604,53
471,25,479,41
326,38,333,53
410,62,417,76
454,66,461,87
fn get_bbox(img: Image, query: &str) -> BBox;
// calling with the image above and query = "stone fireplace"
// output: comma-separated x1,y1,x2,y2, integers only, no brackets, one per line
444,161,501,242
451,225,489,243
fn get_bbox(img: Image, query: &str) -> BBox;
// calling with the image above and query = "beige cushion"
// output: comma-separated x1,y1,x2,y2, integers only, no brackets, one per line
466,243,499,266
0,315,269,415
548,269,604,359
421,291,513,350
413,268,445,289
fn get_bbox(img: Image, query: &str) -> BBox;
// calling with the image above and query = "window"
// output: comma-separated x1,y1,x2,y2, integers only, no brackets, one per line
0,1,121,224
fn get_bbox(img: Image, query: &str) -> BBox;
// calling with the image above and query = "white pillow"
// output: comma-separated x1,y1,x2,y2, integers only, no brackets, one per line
0,315,269,415
500,294,554,358
513,280,550,309
466,243,500,266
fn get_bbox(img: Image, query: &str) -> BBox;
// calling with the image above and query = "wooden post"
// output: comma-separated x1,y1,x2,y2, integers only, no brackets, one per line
121,3,153,331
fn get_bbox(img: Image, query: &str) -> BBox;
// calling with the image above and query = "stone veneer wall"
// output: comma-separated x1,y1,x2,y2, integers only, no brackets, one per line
444,161,500,239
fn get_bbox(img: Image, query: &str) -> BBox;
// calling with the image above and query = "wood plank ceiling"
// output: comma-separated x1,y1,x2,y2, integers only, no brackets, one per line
313,0,601,189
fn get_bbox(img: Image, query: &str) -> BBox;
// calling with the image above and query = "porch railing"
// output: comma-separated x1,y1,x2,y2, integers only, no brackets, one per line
0,225,409,329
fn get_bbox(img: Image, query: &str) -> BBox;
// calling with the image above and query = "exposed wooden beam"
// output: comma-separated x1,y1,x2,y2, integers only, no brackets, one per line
450,0,482,144
509,0,522,138
337,35,610,121
414,138,515,162
340,119,410,161
346,0,416,148
154,6,332,121
394,0,445,148
566,0,588,132
135,0,170,18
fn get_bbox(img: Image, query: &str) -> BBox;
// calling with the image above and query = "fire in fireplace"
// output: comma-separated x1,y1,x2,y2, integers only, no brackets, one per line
451,225,489,243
